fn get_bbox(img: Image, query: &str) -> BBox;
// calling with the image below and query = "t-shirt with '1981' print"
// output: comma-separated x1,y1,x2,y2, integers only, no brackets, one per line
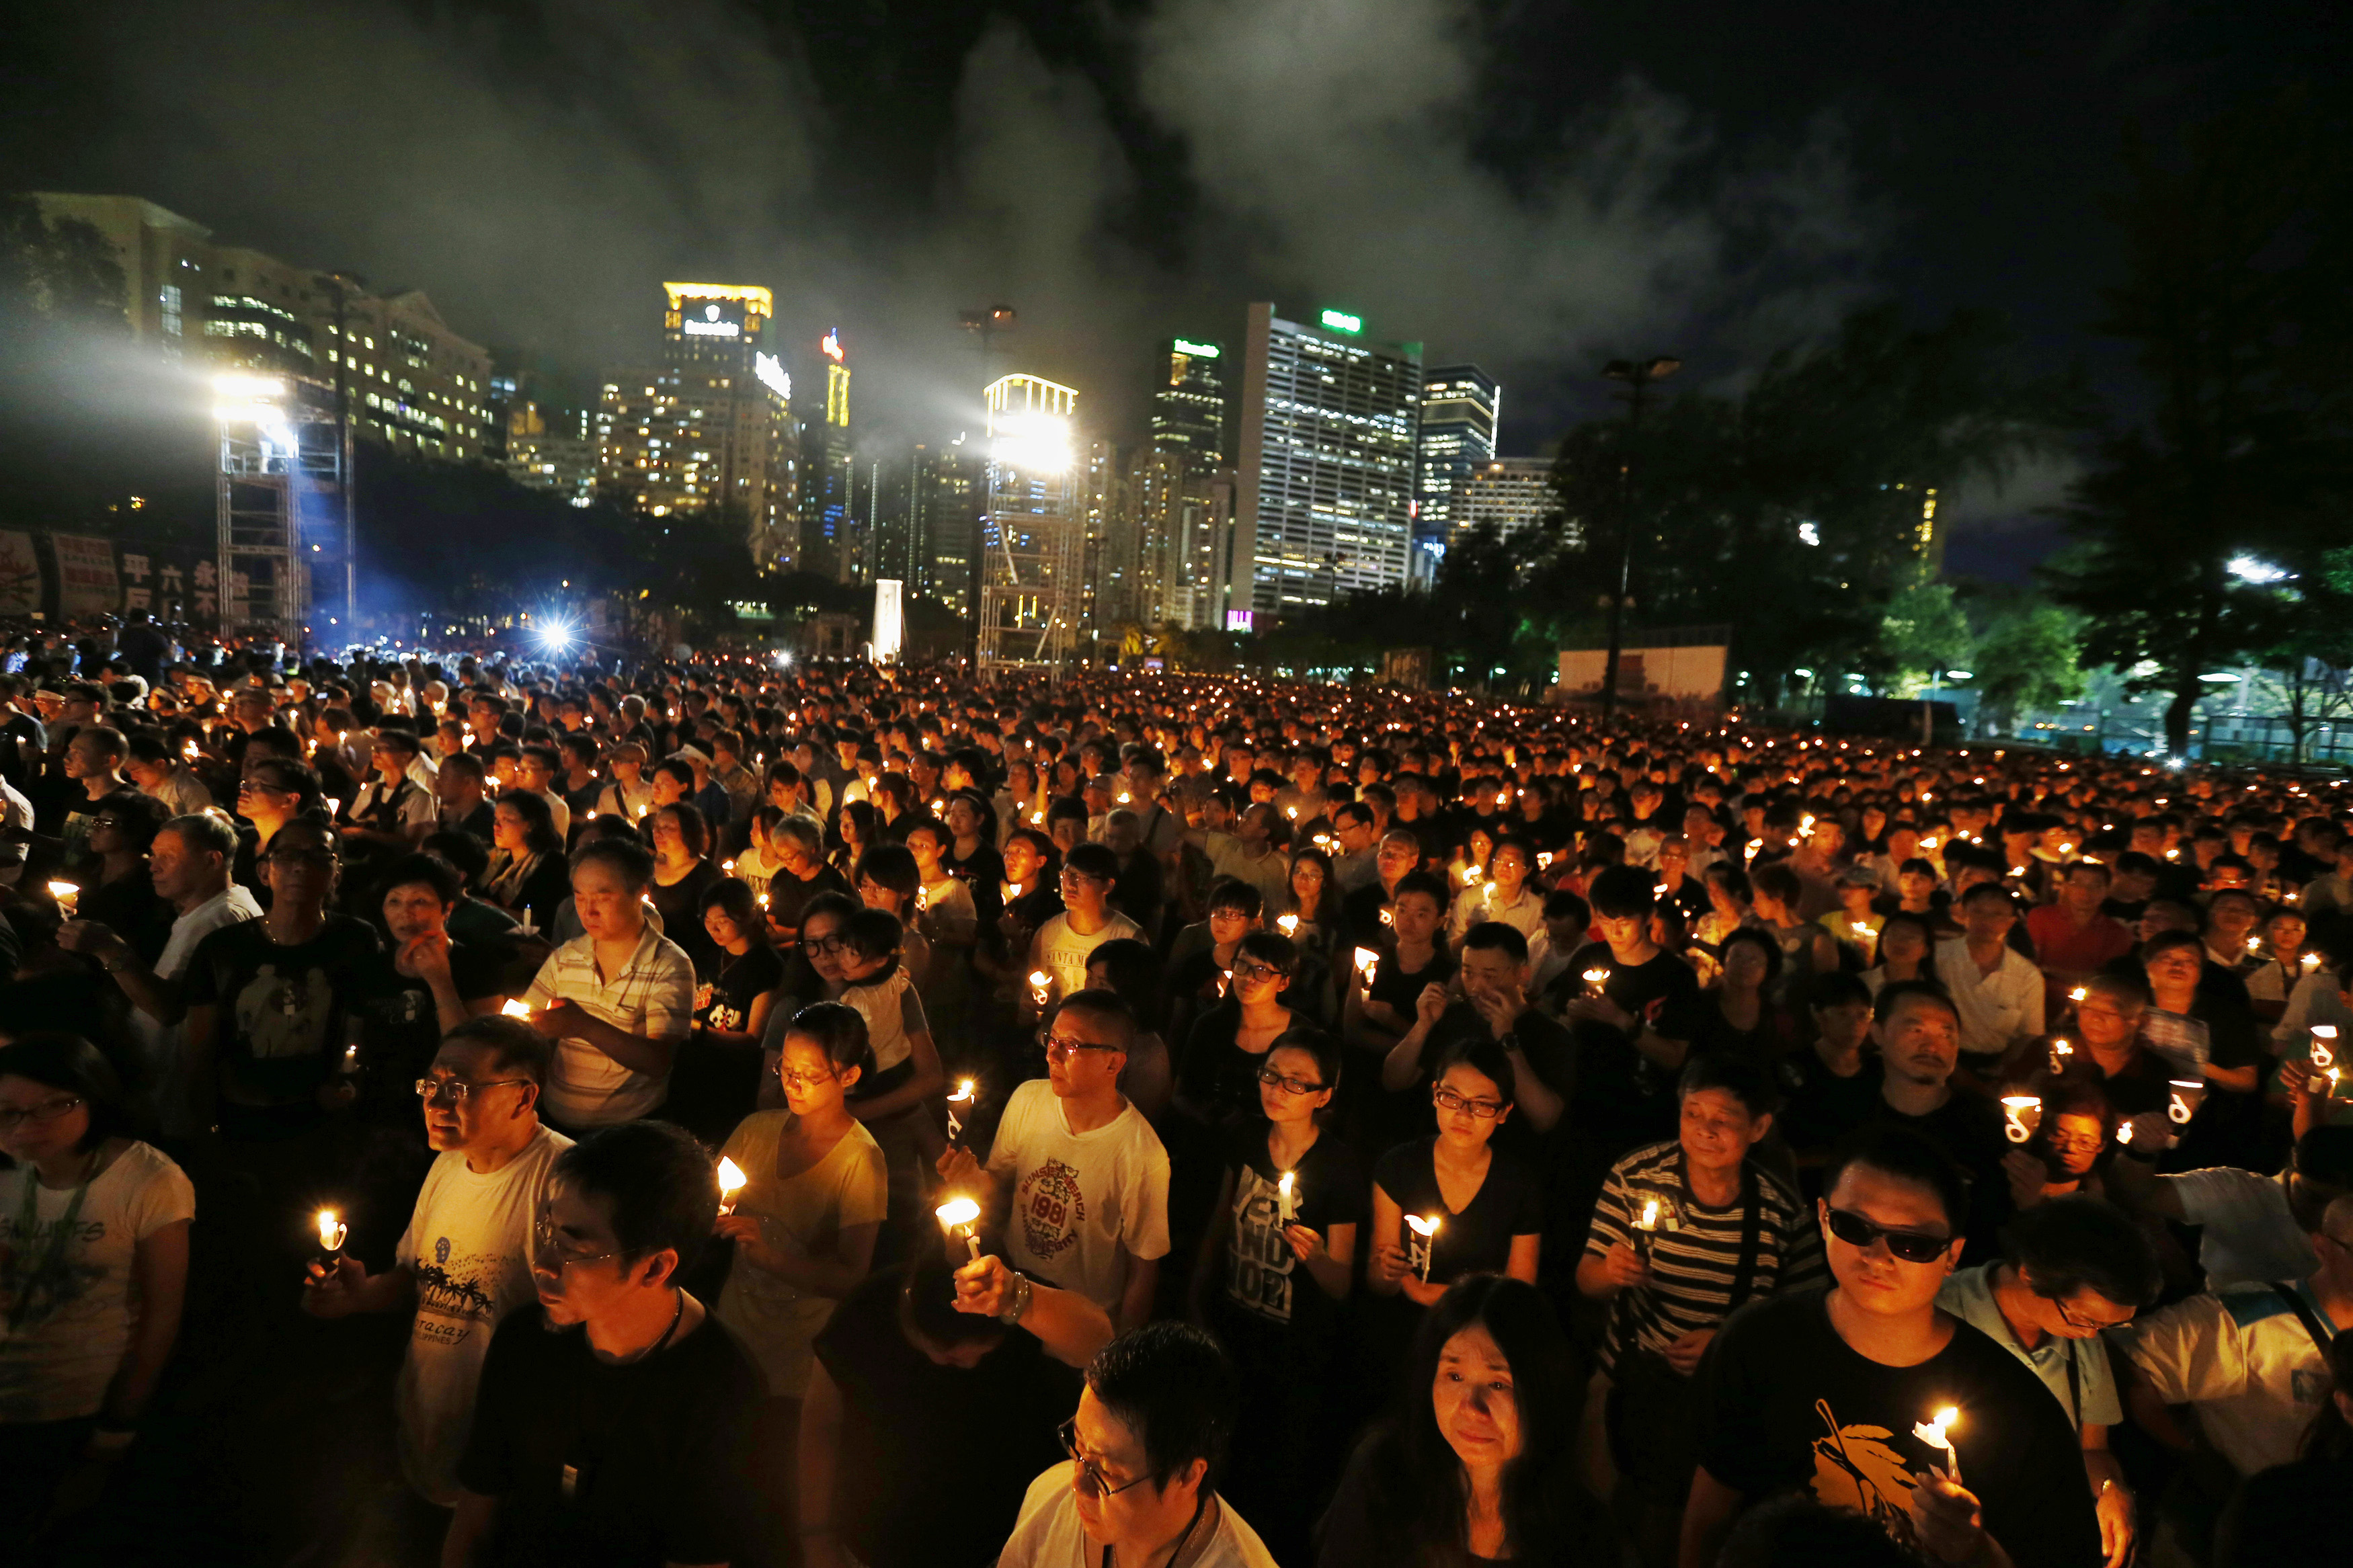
984,1078,1170,1318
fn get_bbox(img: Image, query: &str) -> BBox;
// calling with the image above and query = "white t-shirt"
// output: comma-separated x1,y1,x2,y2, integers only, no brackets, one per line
1932,937,2046,1059
140,883,264,1135
986,1079,1170,1316
1031,910,1143,1000
393,1125,573,1504
998,1464,1278,1568
2121,1280,2338,1476
0,1141,196,1422
2161,1167,2317,1286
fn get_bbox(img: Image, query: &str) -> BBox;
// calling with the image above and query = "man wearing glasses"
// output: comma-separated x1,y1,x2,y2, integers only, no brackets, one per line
1681,1124,2100,1568
998,1321,1277,1568
939,990,1169,1333
1025,843,1142,1019
303,1016,570,1509
442,1121,760,1568
1936,1198,2161,1568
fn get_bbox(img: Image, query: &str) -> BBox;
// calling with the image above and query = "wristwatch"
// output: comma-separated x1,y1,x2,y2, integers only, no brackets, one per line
998,1270,1033,1325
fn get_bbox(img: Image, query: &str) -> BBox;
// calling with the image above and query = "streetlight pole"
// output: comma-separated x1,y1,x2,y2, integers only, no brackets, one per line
1597,356,1679,720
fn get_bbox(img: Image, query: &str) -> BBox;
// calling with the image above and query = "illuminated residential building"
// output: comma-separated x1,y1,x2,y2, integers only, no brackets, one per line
1234,303,1420,617
596,282,799,567
1416,366,1499,561
505,402,598,508
978,374,1083,668
1450,457,1558,550
30,192,495,462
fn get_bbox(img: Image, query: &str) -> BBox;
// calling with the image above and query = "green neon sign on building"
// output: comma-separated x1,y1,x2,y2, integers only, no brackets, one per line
1318,308,1363,335
1172,338,1220,358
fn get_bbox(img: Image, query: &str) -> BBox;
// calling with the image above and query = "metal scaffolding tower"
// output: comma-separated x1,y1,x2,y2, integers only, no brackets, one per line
977,374,1082,671
213,373,343,645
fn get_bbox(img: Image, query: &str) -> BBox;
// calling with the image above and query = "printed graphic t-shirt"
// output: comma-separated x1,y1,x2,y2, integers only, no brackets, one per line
1692,1286,2099,1568
984,1079,1170,1316
393,1126,573,1505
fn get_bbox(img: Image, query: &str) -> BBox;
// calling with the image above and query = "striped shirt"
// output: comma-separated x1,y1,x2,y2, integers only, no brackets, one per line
525,923,696,1127
1583,1140,1827,1371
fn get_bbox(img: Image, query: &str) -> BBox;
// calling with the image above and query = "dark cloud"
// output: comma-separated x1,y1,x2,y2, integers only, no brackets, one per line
61,0,1880,449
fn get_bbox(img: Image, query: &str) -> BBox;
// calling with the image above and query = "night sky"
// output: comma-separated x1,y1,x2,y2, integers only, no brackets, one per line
4,1,2341,580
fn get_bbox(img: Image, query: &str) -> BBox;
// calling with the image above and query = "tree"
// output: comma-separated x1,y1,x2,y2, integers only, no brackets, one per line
2244,548,2353,762
2047,91,2352,753
1874,583,1975,697
1966,597,2087,735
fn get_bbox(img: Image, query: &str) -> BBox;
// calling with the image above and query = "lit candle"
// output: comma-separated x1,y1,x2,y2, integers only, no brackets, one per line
1276,1171,1297,1227
315,1208,348,1267
1404,1212,1441,1282
1911,1405,1962,1485
1583,967,1611,997
2245,934,2262,954
1632,1196,1667,1260
1464,864,1483,885
2000,1095,2042,1145
46,880,79,917
1277,913,1299,936
1352,947,1379,990
936,1196,983,1262
501,999,532,1019
2167,1078,2205,1126
1380,906,1394,927
2048,1037,2073,1074
2312,1026,2338,1072
1029,969,1052,1007
716,1156,747,1216
1537,852,1553,870
2068,987,2087,1005
947,1079,976,1146
2303,952,2323,974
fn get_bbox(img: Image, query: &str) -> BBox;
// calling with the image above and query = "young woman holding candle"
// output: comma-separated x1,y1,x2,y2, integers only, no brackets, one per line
1368,1038,1542,1311
1189,1026,1362,1565
0,1034,194,1529
646,802,725,979
714,1001,887,1563
477,788,569,933
1862,910,1938,996
1316,1274,1598,1567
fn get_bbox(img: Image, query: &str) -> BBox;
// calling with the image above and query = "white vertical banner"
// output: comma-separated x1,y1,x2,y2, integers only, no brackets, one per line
871,578,903,663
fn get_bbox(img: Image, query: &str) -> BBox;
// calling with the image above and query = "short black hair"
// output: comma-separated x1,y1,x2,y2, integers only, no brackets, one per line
1807,969,1872,1011
1390,869,1450,912
1958,880,2016,911
777,999,876,1081
1718,1495,1917,1568
571,833,655,891
440,1014,555,1087
554,1120,716,1278
1266,1024,1342,1093
1205,877,1264,917
0,1033,132,1152
2004,1195,2162,1309
1052,987,1138,1053
1460,920,1530,964
1586,864,1657,920
378,851,463,907
1872,977,1958,1028
2295,1126,2353,1191
1679,1051,1781,1120
1065,841,1120,882
1823,1124,1970,1234
1085,1321,1238,1489
1720,925,1783,981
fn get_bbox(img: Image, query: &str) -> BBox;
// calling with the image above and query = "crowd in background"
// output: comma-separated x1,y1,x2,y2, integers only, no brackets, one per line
2,627,2352,1568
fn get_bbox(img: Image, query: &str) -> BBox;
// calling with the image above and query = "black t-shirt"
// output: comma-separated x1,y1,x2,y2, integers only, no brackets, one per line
766,861,852,935
2048,1046,2171,1118
350,938,508,1111
696,943,785,1034
1366,944,1453,1015
182,913,385,1110
811,1270,1079,1568
649,860,725,978
1552,942,1704,1147
1179,1001,1291,1122
81,872,175,966
1370,1137,1544,1286
1693,1288,2100,1568
1776,1050,1886,1163
1219,1119,1365,1335
458,1303,760,1568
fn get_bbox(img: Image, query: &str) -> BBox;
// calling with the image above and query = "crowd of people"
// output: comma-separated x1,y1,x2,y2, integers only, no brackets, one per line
2,632,2352,1568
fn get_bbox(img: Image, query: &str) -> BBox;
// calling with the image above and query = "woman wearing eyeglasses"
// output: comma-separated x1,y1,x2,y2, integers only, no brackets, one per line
1316,1275,1600,1567
74,789,175,966
715,1001,885,1563
1368,1038,1544,1318
0,1034,194,1529
1187,1026,1361,1564
1176,930,1303,1125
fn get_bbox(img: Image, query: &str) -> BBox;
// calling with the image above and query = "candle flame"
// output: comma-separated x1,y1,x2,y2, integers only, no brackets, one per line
950,1079,977,1104
716,1157,747,1200
1279,1171,1295,1199
501,999,533,1018
936,1196,982,1229
1404,1213,1442,1237
316,1209,347,1252
1640,1198,1659,1230
1277,914,1299,935
1029,970,1050,988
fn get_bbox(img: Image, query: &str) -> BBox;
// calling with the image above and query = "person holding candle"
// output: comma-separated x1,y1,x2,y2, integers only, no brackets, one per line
713,1001,885,1561
1679,1124,2101,1568
996,1321,1278,1568
1933,1196,2159,1568
1341,829,1433,952
442,1120,761,1568
1023,843,1142,1024
1177,930,1304,1125
0,1034,194,1534
476,789,570,934
663,879,786,1143
518,835,696,1134
2024,861,2137,1021
2106,1126,2353,1289
1369,1038,1543,1322
939,989,1170,1332
301,1016,568,1510
1777,973,1884,1184
834,907,949,1239
1188,1026,1363,1562
1316,1275,1602,1567
1576,1055,1826,1567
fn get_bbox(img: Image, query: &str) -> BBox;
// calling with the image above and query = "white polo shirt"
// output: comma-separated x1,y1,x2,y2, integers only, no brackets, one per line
1933,937,2046,1061
2120,1280,2338,1476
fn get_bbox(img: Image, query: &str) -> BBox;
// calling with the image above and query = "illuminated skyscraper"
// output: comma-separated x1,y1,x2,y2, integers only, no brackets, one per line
1451,458,1558,550
1234,304,1420,618
596,282,798,568
1417,365,1499,564
1150,337,1225,459
1132,337,1234,629
803,328,859,581
978,374,1082,668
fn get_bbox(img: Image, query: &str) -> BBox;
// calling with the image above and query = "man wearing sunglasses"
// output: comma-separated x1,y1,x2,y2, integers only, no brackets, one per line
998,1321,1277,1568
304,1016,569,1509
1935,1197,2161,1568
1681,1125,2100,1568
